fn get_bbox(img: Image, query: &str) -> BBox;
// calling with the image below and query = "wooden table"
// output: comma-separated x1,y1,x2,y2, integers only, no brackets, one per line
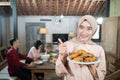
29,62,58,80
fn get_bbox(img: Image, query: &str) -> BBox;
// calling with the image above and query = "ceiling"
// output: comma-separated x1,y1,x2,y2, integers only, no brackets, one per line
0,0,106,16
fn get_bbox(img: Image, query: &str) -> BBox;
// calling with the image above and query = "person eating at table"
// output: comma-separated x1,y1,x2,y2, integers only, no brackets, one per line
27,40,43,61
7,38,35,80
55,15,106,80
27,40,44,80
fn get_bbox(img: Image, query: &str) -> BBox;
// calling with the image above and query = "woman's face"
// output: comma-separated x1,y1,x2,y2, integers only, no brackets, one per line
38,45,42,49
78,21,93,42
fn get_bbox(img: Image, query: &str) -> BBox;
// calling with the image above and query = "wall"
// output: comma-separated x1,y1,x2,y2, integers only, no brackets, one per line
0,16,11,47
10,16,80,54
110,0,120,17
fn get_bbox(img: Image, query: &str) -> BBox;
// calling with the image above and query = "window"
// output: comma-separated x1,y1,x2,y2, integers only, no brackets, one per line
0,17,1,46
92,24,101,42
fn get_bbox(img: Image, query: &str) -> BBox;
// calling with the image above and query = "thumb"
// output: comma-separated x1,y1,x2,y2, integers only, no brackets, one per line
58,38,63,44
58,38,66,47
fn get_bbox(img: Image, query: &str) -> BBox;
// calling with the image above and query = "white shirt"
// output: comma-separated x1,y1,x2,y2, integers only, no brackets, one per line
27,46,43,59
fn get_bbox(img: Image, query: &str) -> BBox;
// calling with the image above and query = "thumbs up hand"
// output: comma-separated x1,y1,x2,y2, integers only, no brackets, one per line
58,38,68,63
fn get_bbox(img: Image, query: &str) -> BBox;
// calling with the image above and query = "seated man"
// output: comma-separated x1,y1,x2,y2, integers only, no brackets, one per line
7,38,35,80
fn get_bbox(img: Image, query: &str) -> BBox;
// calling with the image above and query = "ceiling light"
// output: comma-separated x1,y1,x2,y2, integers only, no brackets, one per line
60,15,64,18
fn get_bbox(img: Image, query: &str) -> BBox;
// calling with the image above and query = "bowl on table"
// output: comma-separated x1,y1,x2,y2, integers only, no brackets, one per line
51,53,57,57
41,54,50,61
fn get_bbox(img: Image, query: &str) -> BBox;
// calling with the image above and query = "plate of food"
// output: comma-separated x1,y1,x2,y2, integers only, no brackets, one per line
34,61,43,64
67,49,100,65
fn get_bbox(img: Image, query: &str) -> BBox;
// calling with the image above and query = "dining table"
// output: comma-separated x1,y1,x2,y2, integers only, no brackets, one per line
29,61,63,80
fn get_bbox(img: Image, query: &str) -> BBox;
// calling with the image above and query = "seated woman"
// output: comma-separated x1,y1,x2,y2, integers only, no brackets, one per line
27,40,44,60
27,40,44,80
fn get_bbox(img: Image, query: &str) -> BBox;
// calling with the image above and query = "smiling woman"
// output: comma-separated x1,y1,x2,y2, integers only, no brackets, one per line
55,15,106,80
78,20,93,43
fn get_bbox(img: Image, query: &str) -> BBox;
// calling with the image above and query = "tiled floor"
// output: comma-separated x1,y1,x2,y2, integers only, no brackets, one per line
0,66,62,80
0,73,61,80
0,73,17,80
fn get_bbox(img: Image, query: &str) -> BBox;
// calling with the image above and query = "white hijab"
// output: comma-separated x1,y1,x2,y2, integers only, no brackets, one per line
70,15,98,45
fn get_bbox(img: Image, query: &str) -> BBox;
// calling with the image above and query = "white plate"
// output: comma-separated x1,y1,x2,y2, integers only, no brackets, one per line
42,60,48,62
67,57,100,65
34,61,43,64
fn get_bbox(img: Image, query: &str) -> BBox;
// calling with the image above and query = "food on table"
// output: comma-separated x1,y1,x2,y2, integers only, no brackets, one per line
49,53,58,63
49,57,57,63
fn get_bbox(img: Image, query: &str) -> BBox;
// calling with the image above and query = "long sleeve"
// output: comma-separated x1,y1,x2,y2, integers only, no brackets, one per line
55,55,69,77
7,48,27,75
18,52,33,61
88,46,106,80
7,47,34,75
27,47,42,59
55,41,106,80
96,47,106,80
55,42,75,78
7,51,26,68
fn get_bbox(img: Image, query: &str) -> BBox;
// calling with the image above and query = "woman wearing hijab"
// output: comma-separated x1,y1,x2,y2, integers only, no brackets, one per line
55,15,106,80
